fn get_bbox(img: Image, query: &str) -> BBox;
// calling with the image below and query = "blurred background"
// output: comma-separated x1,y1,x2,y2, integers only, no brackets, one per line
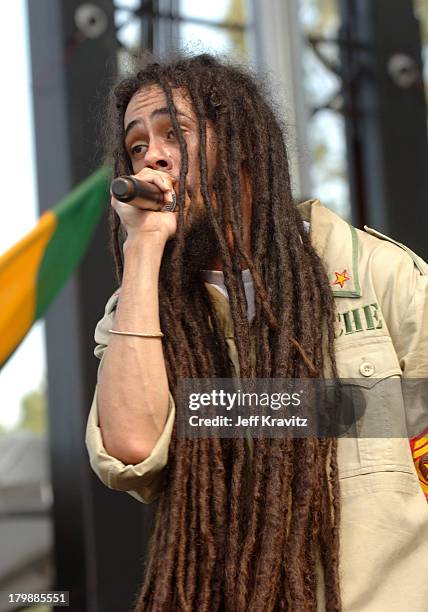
0,0,427,610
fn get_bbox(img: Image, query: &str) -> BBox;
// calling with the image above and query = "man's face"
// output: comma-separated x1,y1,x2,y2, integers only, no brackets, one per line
124,84,216,224
123,84,220,273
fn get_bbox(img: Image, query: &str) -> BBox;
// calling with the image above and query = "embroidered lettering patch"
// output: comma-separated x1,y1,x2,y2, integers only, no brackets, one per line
335,302,383,337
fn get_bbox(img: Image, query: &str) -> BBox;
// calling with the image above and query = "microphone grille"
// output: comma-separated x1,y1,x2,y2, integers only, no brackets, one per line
112,177,131,198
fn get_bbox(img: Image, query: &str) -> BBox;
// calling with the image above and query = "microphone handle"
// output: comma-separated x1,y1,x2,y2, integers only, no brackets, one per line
111,176,165,209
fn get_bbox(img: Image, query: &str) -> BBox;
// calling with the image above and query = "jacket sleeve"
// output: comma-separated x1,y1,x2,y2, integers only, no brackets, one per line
366,235,428,499
84,289,176,504
368,237,428,438
393,256,428,379
394,255,428,442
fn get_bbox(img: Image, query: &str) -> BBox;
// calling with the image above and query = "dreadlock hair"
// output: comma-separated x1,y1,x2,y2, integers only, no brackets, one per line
103,51,342,611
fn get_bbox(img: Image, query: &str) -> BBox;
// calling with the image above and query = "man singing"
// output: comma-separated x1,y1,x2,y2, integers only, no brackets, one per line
85,53,428,611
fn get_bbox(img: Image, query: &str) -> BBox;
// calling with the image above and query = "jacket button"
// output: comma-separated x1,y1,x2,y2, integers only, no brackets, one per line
359,361,375,377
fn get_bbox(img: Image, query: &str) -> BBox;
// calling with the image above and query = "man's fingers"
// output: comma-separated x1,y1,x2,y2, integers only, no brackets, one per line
132,168,175,203
150,176,174,203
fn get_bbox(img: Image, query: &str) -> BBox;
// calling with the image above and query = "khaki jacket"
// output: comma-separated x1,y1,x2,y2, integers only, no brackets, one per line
85,200,428,611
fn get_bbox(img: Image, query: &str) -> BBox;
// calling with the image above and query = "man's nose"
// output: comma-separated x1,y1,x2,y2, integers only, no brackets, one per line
143,142,172,171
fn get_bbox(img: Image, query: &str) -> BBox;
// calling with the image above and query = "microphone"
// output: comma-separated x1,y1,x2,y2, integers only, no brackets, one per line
110,175,176,212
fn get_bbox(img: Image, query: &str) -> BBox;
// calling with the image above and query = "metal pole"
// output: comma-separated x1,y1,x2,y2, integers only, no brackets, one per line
250,0,312,200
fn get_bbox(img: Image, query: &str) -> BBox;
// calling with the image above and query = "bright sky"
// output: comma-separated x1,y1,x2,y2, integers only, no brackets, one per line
0,1,46,430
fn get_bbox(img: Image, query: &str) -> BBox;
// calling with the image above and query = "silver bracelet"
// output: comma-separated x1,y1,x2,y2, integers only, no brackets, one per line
109,329,164,338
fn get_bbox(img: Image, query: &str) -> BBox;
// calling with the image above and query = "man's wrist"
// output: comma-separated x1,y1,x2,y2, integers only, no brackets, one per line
123,231,168,256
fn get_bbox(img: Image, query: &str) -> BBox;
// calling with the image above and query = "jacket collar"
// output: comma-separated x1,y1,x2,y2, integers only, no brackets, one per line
203,199,362,337
297,199,362,298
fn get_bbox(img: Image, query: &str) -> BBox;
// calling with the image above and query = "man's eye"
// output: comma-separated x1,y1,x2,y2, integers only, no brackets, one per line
130,144,147,155
166,129,176,140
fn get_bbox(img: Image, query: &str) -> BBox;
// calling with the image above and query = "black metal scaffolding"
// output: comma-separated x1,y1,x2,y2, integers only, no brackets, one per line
339,0,428,258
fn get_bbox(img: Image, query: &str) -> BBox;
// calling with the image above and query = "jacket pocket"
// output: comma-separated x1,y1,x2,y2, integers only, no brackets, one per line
334,338,419,493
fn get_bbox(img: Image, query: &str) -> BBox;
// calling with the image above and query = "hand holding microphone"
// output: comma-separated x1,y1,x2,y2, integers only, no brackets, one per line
110,168,178,243
111,175,177,212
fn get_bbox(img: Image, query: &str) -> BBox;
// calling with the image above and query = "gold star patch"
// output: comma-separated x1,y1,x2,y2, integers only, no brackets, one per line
333,269,351,289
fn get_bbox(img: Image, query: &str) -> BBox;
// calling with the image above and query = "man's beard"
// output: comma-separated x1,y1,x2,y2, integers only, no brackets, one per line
160,209,220,287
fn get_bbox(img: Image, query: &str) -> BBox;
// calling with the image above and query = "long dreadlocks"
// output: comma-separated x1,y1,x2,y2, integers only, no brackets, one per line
103,52,342,611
